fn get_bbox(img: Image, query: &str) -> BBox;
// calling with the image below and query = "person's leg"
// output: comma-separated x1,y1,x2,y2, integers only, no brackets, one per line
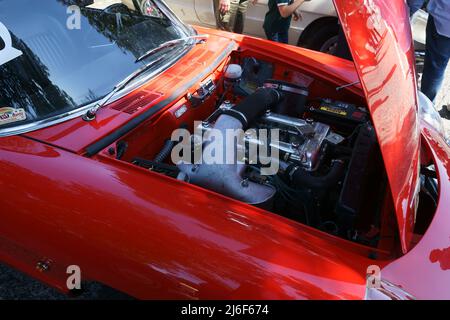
233,0,249,34
278,31,289,44
214,0,228,31
408,0,425,16
265,30,279,42
214,0,239,32
227,0,240,32
265,31,288,44
421,15,450,102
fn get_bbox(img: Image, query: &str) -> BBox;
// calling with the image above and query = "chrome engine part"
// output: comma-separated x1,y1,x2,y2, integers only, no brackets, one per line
198,108,332,172
177,88,282,207
140,62,382,246
177,114,277,206
257,111,331,171
175,87,340,208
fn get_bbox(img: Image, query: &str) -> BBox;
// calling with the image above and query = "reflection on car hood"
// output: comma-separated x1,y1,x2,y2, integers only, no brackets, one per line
334,0,420,253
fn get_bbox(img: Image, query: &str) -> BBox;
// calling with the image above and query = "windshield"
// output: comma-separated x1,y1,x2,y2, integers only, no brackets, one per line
0,0,191,133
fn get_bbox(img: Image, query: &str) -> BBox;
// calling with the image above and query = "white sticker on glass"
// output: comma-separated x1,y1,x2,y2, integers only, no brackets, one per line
0,107,26,125
0,21,23,66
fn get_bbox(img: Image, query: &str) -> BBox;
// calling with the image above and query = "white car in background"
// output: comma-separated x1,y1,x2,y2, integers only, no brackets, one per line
166,0,340,52
89,0,426,53
165,0,428,52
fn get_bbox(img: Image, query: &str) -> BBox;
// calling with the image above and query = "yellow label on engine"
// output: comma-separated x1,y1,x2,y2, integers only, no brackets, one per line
320,106,347,116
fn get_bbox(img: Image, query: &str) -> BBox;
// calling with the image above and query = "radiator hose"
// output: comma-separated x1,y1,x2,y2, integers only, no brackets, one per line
154,139,176,163
222,87,282,128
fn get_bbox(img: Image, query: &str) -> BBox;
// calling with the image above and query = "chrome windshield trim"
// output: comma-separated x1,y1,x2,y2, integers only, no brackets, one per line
0,45,192,137
0,0,195,138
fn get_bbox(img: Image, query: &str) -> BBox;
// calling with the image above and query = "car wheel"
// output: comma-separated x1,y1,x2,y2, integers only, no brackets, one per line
298,22,339,54
319,35,339,55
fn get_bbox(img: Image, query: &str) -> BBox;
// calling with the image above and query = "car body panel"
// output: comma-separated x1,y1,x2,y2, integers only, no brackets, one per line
0,0,445,299
23,31,362,154
383,128,450,299
0,135,381,299
164,0,210,26
0,25,381,299
194,0,217,26
334,0,420,253
23,34,235,154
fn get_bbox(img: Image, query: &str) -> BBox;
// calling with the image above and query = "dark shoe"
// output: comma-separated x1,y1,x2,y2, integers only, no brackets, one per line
439,105,450,120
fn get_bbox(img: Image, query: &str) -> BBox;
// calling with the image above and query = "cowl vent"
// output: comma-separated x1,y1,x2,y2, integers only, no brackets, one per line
111,91,162,114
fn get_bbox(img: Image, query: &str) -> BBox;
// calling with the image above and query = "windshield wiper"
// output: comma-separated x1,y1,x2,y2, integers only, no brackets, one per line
82,55,165,121
82,35,208,121
135,34,209,63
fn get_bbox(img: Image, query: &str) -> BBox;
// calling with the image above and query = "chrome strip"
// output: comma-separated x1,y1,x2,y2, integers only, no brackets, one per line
0,0,194,138
0,46,191,137
281,85,308,96
263,83,308,96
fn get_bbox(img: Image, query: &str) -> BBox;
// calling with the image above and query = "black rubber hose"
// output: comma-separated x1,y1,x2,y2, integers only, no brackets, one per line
154,139,176,163
222,87,282,129
289,160,346,190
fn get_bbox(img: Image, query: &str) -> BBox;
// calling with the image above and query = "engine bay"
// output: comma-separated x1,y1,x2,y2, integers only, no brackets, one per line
108,54,391,249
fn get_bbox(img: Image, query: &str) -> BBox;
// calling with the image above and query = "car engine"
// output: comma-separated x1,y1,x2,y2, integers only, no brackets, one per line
177,86,338,207
136,60,385,245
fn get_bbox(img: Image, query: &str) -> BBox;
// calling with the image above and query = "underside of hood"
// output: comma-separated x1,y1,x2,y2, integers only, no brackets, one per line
333,0,421,253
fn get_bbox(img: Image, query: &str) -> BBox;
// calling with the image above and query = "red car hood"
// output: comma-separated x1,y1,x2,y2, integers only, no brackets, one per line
24,1,420,253
334,0,420,253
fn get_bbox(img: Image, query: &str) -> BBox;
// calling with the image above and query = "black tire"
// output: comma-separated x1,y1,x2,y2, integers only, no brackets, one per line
298,21,339,54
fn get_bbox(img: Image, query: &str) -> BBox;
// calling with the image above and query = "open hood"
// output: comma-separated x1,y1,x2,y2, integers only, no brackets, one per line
334,0,420,253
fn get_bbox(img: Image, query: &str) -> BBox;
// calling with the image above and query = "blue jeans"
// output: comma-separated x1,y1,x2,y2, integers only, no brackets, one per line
421,15,450,102
408,0,425,16
265,30,289,44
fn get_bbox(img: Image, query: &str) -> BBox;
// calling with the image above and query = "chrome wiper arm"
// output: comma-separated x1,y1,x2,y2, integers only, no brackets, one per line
82,35,208,121
135,34,209,63
82,55,166,121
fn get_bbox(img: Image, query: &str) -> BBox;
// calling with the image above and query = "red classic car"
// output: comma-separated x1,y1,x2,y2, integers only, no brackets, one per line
0,0,449,300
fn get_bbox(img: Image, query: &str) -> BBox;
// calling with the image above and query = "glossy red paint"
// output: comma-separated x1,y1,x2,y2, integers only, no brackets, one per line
382,128,450,299
0,136,382,299
334,0,420,253
23,30,363,155
0,0,447,300
0,28,381,300
23,34,235,154
430,248,450,271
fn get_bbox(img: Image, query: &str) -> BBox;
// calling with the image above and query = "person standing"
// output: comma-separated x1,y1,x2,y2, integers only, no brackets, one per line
408,0,450,105
263,0,311,44
215,0,252,34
